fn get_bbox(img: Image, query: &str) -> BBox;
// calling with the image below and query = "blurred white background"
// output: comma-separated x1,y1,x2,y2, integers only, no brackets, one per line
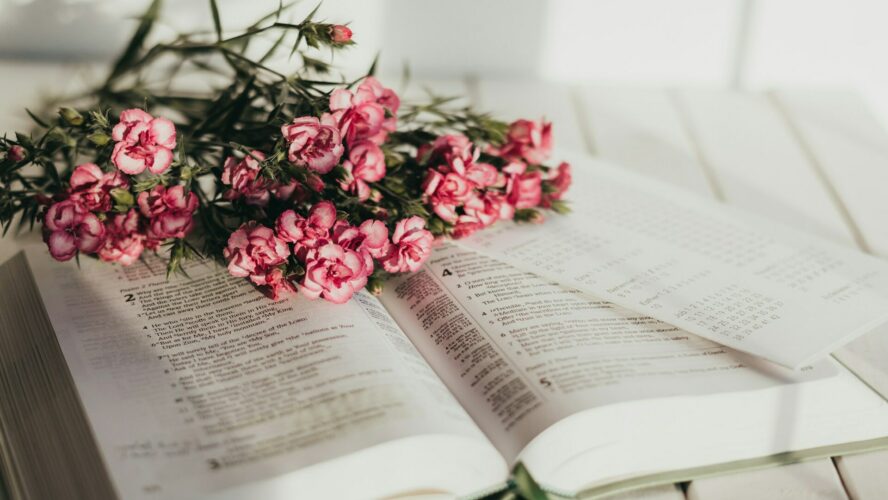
2,0,888,127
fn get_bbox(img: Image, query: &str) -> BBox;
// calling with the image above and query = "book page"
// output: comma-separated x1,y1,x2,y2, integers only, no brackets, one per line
457,155,888,367
24,249,489,500
378,244,836,461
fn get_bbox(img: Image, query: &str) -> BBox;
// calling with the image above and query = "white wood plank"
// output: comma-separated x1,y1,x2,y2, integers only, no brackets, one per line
675,89,857,246
773,89,888,497
605,484,686,500
573,85,861,499
772,89,888,258
686,461,848,500
834,451,888,500
577,85,713,196
474,79,587,153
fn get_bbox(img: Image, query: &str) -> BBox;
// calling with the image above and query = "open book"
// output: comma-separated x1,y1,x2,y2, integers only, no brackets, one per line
2,156,888,500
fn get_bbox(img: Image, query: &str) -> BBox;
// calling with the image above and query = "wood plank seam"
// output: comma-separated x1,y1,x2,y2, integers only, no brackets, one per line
830,457,855,500
665,88,728,201
567,84,599,155
767,91,874,254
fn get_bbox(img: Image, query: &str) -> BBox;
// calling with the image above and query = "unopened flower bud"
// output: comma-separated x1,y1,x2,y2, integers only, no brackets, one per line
88,132,111,146
110,188,135,209
59,107,84,126
7,145,26,162
329,24,353,44
367,278,384,296
427,217,445,235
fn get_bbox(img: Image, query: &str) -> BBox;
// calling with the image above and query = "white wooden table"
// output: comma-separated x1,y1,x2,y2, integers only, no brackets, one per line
2,62,888,499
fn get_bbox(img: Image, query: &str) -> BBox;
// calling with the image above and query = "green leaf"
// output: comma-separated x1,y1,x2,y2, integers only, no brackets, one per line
106,0,163,85
258,29,288,64
511,463,549,500
366,52,380,78
209,0,223,42
25,108,49,128
291,2,322,58
549,199,571,214
110,188,135,208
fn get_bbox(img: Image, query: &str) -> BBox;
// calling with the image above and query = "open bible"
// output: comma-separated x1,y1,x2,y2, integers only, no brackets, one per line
3,156,888,499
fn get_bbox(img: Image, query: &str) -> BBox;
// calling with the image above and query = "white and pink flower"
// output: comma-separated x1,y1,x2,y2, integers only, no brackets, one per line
136,185,198,240
252,267,297,301
542,161,572,207
67,163,129,212
223,222,290,280
504,161,543,209
281,115,344,174
111,109,177,175
332,219,390,276
329,77,399,145
43,199,106,261
301,243,369,304
422,170,473,222
221,151,271,207
421,134,477,176
492,119,553,165
333,219,390,258
381,216,433,273
276,201,338,260
451,219,484,240
340,140,386,200
98,209,145,265
463,191,508,227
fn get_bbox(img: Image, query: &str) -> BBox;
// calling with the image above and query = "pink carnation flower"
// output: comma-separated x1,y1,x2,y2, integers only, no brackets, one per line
381,216,433,273
281,115,344,174
542,161,572,207
43,200,106,261
333,219,390,259
463,191,508,227
493,119,553,165
332,219,391,276
223,222,290,280
504,161,543,209
276,201,338,260
451,219,484,240
301,243,369,304
421,134,478,176
111,109,177,175
340,140,386,200
98,209,146,266
136,185,198,240
221,151,271,207
422,170,473,223
67,163,129,212
329,77,399,145
356,76,399,133
465,162,500,188
252,267,297,301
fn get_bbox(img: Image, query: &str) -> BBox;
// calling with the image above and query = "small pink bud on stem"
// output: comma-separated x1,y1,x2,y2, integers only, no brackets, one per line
329,25,352,44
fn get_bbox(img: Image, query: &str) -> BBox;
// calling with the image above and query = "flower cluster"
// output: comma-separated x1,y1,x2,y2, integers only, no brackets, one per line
225,200,431,303
420,119,571,240
41,112,198,265
2,12,571,305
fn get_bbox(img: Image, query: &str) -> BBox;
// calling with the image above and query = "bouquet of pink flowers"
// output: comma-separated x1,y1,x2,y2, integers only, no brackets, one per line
0,1,571,304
